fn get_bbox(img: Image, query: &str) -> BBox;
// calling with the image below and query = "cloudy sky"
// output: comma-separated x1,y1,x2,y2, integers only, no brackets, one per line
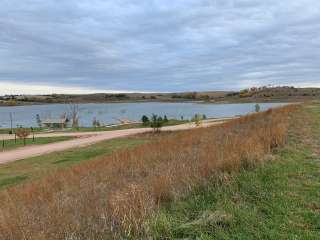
0,0,319,94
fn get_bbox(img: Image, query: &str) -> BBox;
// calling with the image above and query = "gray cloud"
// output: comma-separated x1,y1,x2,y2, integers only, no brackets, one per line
0,0,319,92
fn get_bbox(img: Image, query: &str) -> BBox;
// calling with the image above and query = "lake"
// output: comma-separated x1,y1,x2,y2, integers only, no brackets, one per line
0,102,287,128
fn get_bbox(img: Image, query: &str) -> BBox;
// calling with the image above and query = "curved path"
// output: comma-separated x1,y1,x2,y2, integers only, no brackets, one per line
0,119,231,164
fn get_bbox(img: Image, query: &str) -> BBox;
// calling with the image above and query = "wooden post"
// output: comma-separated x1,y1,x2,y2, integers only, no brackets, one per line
31,127,35,142
9,112,13,134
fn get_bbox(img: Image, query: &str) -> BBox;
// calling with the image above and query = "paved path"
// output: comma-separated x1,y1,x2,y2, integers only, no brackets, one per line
0,119,231,164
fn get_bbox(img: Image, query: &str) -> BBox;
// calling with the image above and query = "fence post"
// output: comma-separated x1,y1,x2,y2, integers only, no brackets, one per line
31,127,35,142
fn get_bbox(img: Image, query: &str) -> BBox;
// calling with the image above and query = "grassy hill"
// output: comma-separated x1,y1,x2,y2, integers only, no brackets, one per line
1,86,319,105
148,103,320,239
1,103,312,239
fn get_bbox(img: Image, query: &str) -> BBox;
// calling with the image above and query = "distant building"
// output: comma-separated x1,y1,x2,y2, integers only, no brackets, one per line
42,117,68,128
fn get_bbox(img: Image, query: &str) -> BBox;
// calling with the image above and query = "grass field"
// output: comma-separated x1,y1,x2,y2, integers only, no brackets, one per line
66,119,188,132
0,136,149,189
0,128,42,134
148,103,320,239
0,136,74,151
1,104,318,239
0,104,296,239
0,119,188,134
0,119,187,189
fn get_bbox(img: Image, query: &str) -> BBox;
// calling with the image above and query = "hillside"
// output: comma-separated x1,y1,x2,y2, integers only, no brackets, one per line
0,104,298,238
0,87,319,106
0,103,319,239
222,86,320,103
149,103,320,239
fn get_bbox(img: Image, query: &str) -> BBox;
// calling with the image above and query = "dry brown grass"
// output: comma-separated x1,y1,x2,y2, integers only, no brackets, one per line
0,105,298,239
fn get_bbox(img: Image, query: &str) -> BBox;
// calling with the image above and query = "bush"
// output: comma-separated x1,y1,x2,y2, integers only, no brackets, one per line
192,114,203,126
92,117,97,128
16,128,30,145
36,114,42,128
92,117,101,128
255,104,261,113
7,99,17,106
141,115,150,126
239,89,251,98
150,114,163,133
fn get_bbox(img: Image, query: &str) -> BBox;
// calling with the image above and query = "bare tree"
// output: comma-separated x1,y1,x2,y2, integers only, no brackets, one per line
70,104,79,128
16,128,30,146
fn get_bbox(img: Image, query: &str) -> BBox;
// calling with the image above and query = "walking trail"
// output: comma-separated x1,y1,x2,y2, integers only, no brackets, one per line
0,119,230,164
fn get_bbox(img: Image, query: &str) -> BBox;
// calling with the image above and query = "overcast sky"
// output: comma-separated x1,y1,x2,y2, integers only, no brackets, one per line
0,0,319,94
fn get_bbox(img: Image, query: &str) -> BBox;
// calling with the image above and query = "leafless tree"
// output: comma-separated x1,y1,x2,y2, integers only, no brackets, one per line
16,128,30,145
70,104,79,128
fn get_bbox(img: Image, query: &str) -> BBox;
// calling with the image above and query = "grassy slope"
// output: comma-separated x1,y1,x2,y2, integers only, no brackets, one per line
0,119,186,189
2,87,319,105
148,104,320,239
0,105,302,239
0,136,149,189
0,136,74,151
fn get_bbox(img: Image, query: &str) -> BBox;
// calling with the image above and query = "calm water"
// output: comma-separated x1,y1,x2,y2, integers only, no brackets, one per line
0,102,287,128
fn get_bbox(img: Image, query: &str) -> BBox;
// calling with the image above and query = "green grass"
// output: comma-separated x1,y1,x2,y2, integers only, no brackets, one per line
58,119,189,132
66,123,144,132
0,136,74,151
148,103,320,239
0,136,149,189
0,129,11,134
162,119,190,126
0,128,42,134
0,119,188,134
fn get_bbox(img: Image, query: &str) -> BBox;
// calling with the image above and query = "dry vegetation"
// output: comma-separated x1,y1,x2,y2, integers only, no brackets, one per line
0,105,297,239
2,87,319,105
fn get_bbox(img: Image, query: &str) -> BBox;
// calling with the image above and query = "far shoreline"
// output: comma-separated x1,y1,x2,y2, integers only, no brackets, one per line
0,98,306,107
1,86,319,107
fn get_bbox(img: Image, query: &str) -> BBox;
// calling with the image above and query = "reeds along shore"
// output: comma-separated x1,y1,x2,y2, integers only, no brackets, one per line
0,105,298,239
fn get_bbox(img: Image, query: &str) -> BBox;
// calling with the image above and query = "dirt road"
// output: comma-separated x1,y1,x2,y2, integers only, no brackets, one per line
0,119,229,164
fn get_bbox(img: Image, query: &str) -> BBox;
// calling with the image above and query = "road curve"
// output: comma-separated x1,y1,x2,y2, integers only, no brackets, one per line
0,119,228,164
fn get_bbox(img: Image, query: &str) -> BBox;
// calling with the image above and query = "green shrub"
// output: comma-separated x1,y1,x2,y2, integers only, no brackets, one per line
141,115,150,126
255,104,261,113
150,114,163,133
192,114,202,126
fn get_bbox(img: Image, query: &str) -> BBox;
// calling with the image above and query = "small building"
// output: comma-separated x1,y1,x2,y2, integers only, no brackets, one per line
42,117,68,128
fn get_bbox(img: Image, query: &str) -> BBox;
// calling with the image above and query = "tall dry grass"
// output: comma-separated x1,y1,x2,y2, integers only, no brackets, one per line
0,105,297,239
